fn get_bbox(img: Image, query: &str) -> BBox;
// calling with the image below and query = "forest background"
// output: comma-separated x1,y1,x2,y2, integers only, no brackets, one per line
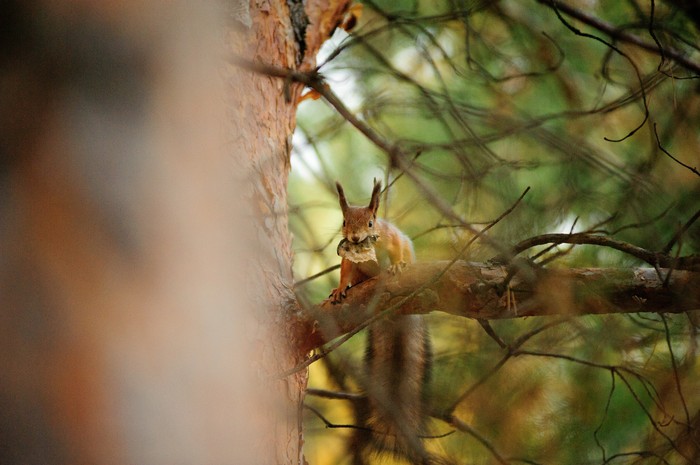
2,1,699,464
290,1,700,464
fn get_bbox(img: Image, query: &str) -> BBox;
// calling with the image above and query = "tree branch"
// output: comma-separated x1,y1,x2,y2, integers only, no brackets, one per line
539,0,700,75
302,261,700,351
654,122,700,177
502,232,700,270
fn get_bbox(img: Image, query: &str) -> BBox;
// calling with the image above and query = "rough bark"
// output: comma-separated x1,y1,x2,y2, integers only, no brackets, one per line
228,1,349,463
304,261,700,350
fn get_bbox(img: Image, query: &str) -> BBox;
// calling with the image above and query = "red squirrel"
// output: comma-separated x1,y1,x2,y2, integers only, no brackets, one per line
328,180,434,464
329,180,415,303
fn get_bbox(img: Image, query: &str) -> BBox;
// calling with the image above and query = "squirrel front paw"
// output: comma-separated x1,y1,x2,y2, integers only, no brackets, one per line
387,261,407,275
329,286,349,304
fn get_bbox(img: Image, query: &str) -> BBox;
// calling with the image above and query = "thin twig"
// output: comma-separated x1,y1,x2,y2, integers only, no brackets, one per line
501,232,700,271
662,208,700,255
538,0,700,75
544,0,649,142
305,387,364,401
516,349,693,461
294,264,340,288
593,370,616,463
439,413,510,465
653,122,700,177
659,314,691,429
446,318,570,412
304,404,371,431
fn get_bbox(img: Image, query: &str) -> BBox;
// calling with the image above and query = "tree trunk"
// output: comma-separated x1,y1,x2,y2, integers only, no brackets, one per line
228,1,349,463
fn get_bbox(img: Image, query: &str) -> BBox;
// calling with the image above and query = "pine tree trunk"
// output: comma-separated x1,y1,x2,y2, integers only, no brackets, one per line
228,1,349,462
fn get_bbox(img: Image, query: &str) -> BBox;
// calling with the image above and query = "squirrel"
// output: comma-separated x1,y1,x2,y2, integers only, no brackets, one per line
329,180,434,464
329,180,414,303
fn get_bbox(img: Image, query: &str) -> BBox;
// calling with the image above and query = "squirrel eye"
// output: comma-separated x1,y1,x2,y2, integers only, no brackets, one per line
342,220,346,227
368,220,373,228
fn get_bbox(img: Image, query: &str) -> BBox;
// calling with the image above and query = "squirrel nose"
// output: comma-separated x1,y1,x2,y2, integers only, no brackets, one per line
351,235,361,243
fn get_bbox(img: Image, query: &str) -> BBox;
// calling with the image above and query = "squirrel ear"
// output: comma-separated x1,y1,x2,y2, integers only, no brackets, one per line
368,178,381,214
336,181,349,213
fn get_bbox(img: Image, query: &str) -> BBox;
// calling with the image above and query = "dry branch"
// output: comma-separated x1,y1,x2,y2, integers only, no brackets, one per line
540,0,700,75
303,261,700,350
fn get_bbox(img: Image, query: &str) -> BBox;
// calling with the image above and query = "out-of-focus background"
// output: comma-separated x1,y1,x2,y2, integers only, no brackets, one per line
0,1,264,463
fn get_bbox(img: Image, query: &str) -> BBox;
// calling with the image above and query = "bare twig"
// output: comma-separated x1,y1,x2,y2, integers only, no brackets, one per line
447,318,571,412
659,314,691,429
544,0,649,142
439,412,510,465
593,370,617,463
653,123,700,177
305,387,364,401
304,404,370,431
294,264,340,288
662,208,700,255
502,232,700,271
538,0,700,75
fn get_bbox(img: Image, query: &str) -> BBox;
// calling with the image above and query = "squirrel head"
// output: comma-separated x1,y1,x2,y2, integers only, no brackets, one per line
336,179,381,244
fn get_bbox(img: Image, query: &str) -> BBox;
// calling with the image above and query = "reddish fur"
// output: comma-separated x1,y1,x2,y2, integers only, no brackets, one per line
329,180,414,303
330,181,432,463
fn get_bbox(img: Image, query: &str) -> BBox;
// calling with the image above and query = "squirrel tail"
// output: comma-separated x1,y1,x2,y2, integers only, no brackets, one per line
352,314,434,464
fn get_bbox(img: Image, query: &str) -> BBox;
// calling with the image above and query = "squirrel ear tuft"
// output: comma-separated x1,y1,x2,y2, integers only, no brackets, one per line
336,181,349,213
368,179,381,213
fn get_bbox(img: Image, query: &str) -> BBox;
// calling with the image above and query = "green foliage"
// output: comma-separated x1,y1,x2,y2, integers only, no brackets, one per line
291,0,700,463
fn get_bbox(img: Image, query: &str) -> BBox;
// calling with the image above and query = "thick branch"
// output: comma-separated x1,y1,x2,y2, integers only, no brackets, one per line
303,261,700,350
